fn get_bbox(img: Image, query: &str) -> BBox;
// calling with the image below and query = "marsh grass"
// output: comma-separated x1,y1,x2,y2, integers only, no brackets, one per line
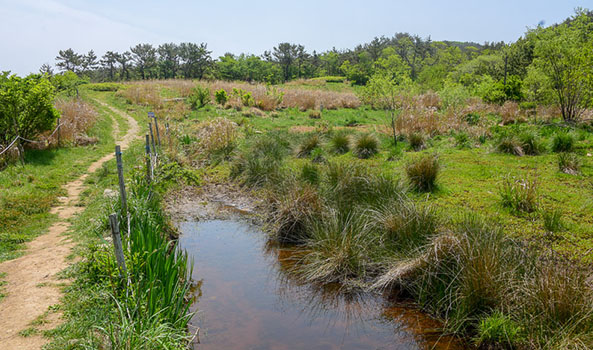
542,209,564,232
405,153,440,192
499,174,539,214
296,134,321,158
329,132,350,154
558,152,581,175
353,134,379,159
407,133,426,151
551,132,575,153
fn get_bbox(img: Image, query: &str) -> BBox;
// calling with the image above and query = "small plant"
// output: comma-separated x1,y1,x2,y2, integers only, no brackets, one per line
499,174,538,213
519,131,545,155
476,312,521,348
408,133,425,151
496,134,524,156
188,85,210,109
551,132,575,152
310,147,326,163
557,152,581,175
296,134,321,158
353,134,379,159
214,89,228,105
465,112,480,125
241,91,255,107
455,132,471,148
405,153,440,192
542,208,564,232
330,133,350,154
308,110,322,119
301,162,320,185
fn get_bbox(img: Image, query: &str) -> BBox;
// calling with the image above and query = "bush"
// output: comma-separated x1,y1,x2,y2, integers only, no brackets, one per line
542,209,564,232
0,73,59,145
406,154,440,192
551,133,575,152
408,133,425,151
296,134,321,158
188,85,210,109
557,152,581,175
329,133,350,154
499,174,538,213
214,89,228,105
353,134,379,159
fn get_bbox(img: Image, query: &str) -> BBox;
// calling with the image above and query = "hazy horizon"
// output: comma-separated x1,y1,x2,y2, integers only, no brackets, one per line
1,0,590,75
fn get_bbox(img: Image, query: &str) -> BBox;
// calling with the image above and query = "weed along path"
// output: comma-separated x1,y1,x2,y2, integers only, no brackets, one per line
0,102,139,350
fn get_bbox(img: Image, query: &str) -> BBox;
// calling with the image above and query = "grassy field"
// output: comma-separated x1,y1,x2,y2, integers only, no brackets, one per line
100,79,593,349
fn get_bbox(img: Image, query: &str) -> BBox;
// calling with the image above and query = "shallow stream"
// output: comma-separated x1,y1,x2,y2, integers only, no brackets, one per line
179,219,463,350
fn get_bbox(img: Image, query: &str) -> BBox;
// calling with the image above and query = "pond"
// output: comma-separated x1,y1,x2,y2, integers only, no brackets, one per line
179,219,463,350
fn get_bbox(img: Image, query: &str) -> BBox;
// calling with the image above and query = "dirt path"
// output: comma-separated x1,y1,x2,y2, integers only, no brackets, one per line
0,102,139,350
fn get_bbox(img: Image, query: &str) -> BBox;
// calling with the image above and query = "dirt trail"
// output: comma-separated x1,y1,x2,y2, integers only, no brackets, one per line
0,102,139,350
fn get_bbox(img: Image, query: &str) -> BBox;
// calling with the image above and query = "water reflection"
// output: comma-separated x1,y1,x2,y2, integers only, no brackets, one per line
178,219,463,350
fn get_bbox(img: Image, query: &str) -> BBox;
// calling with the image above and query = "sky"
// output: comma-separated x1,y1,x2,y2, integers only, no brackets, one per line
1,0,591,75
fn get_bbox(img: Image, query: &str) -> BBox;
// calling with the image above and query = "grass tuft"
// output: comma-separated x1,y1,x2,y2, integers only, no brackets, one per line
405,153,440,192
353,134,379,159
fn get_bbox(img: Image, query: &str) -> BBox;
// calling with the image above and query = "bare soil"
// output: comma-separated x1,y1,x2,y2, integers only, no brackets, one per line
0,102,139,350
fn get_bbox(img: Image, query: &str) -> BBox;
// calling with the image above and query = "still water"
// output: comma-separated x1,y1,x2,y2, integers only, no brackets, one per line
179,219,463,350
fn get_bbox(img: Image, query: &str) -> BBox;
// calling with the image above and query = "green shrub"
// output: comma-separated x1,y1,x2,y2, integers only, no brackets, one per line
330,133,350,154
476,312,522,348
188,85,210,110
557,152,581,175
296,134,321,158
353,134,379,159
215,89,228,105
408,133,425,151
405,154,440,192
542,209,564,232
551,133,575,152
499,175,538,213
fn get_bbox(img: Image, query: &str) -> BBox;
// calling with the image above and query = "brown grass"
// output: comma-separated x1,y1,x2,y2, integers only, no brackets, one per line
51,98,98,146
116,82,164,109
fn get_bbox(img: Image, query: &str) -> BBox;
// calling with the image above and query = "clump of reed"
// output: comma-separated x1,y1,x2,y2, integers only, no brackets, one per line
296,134,321,158
557,152,581,175
407,132,426,151
329,132,350,154
551,132,575,153
190,117,238,161
499,174,539,214
353,134,379,159
405,153,440,192
230,132,290,187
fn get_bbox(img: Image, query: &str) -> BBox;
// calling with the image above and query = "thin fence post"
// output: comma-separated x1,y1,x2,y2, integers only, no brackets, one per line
109,213,127,279
115,145,128,222
145,134,152,183
17,142,25,166
149,122,156,156
165,122,171,150
153,116,161,147
57,117,61,148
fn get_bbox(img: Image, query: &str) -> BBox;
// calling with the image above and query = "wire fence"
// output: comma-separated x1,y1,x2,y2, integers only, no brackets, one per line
0,122,63,157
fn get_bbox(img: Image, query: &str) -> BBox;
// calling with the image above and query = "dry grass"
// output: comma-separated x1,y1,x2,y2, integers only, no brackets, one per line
116,83,164,109
189,117,238,159
51,98,98,146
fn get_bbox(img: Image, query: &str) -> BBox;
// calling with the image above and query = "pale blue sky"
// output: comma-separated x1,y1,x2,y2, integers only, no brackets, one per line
1,0,591,75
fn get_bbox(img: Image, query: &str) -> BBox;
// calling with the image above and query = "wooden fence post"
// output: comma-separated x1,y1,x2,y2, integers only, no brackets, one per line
115,145,128,220
145,134,152,182
57,117,61,148
153,116,161,147
109,213,127,279
149,122,156,156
